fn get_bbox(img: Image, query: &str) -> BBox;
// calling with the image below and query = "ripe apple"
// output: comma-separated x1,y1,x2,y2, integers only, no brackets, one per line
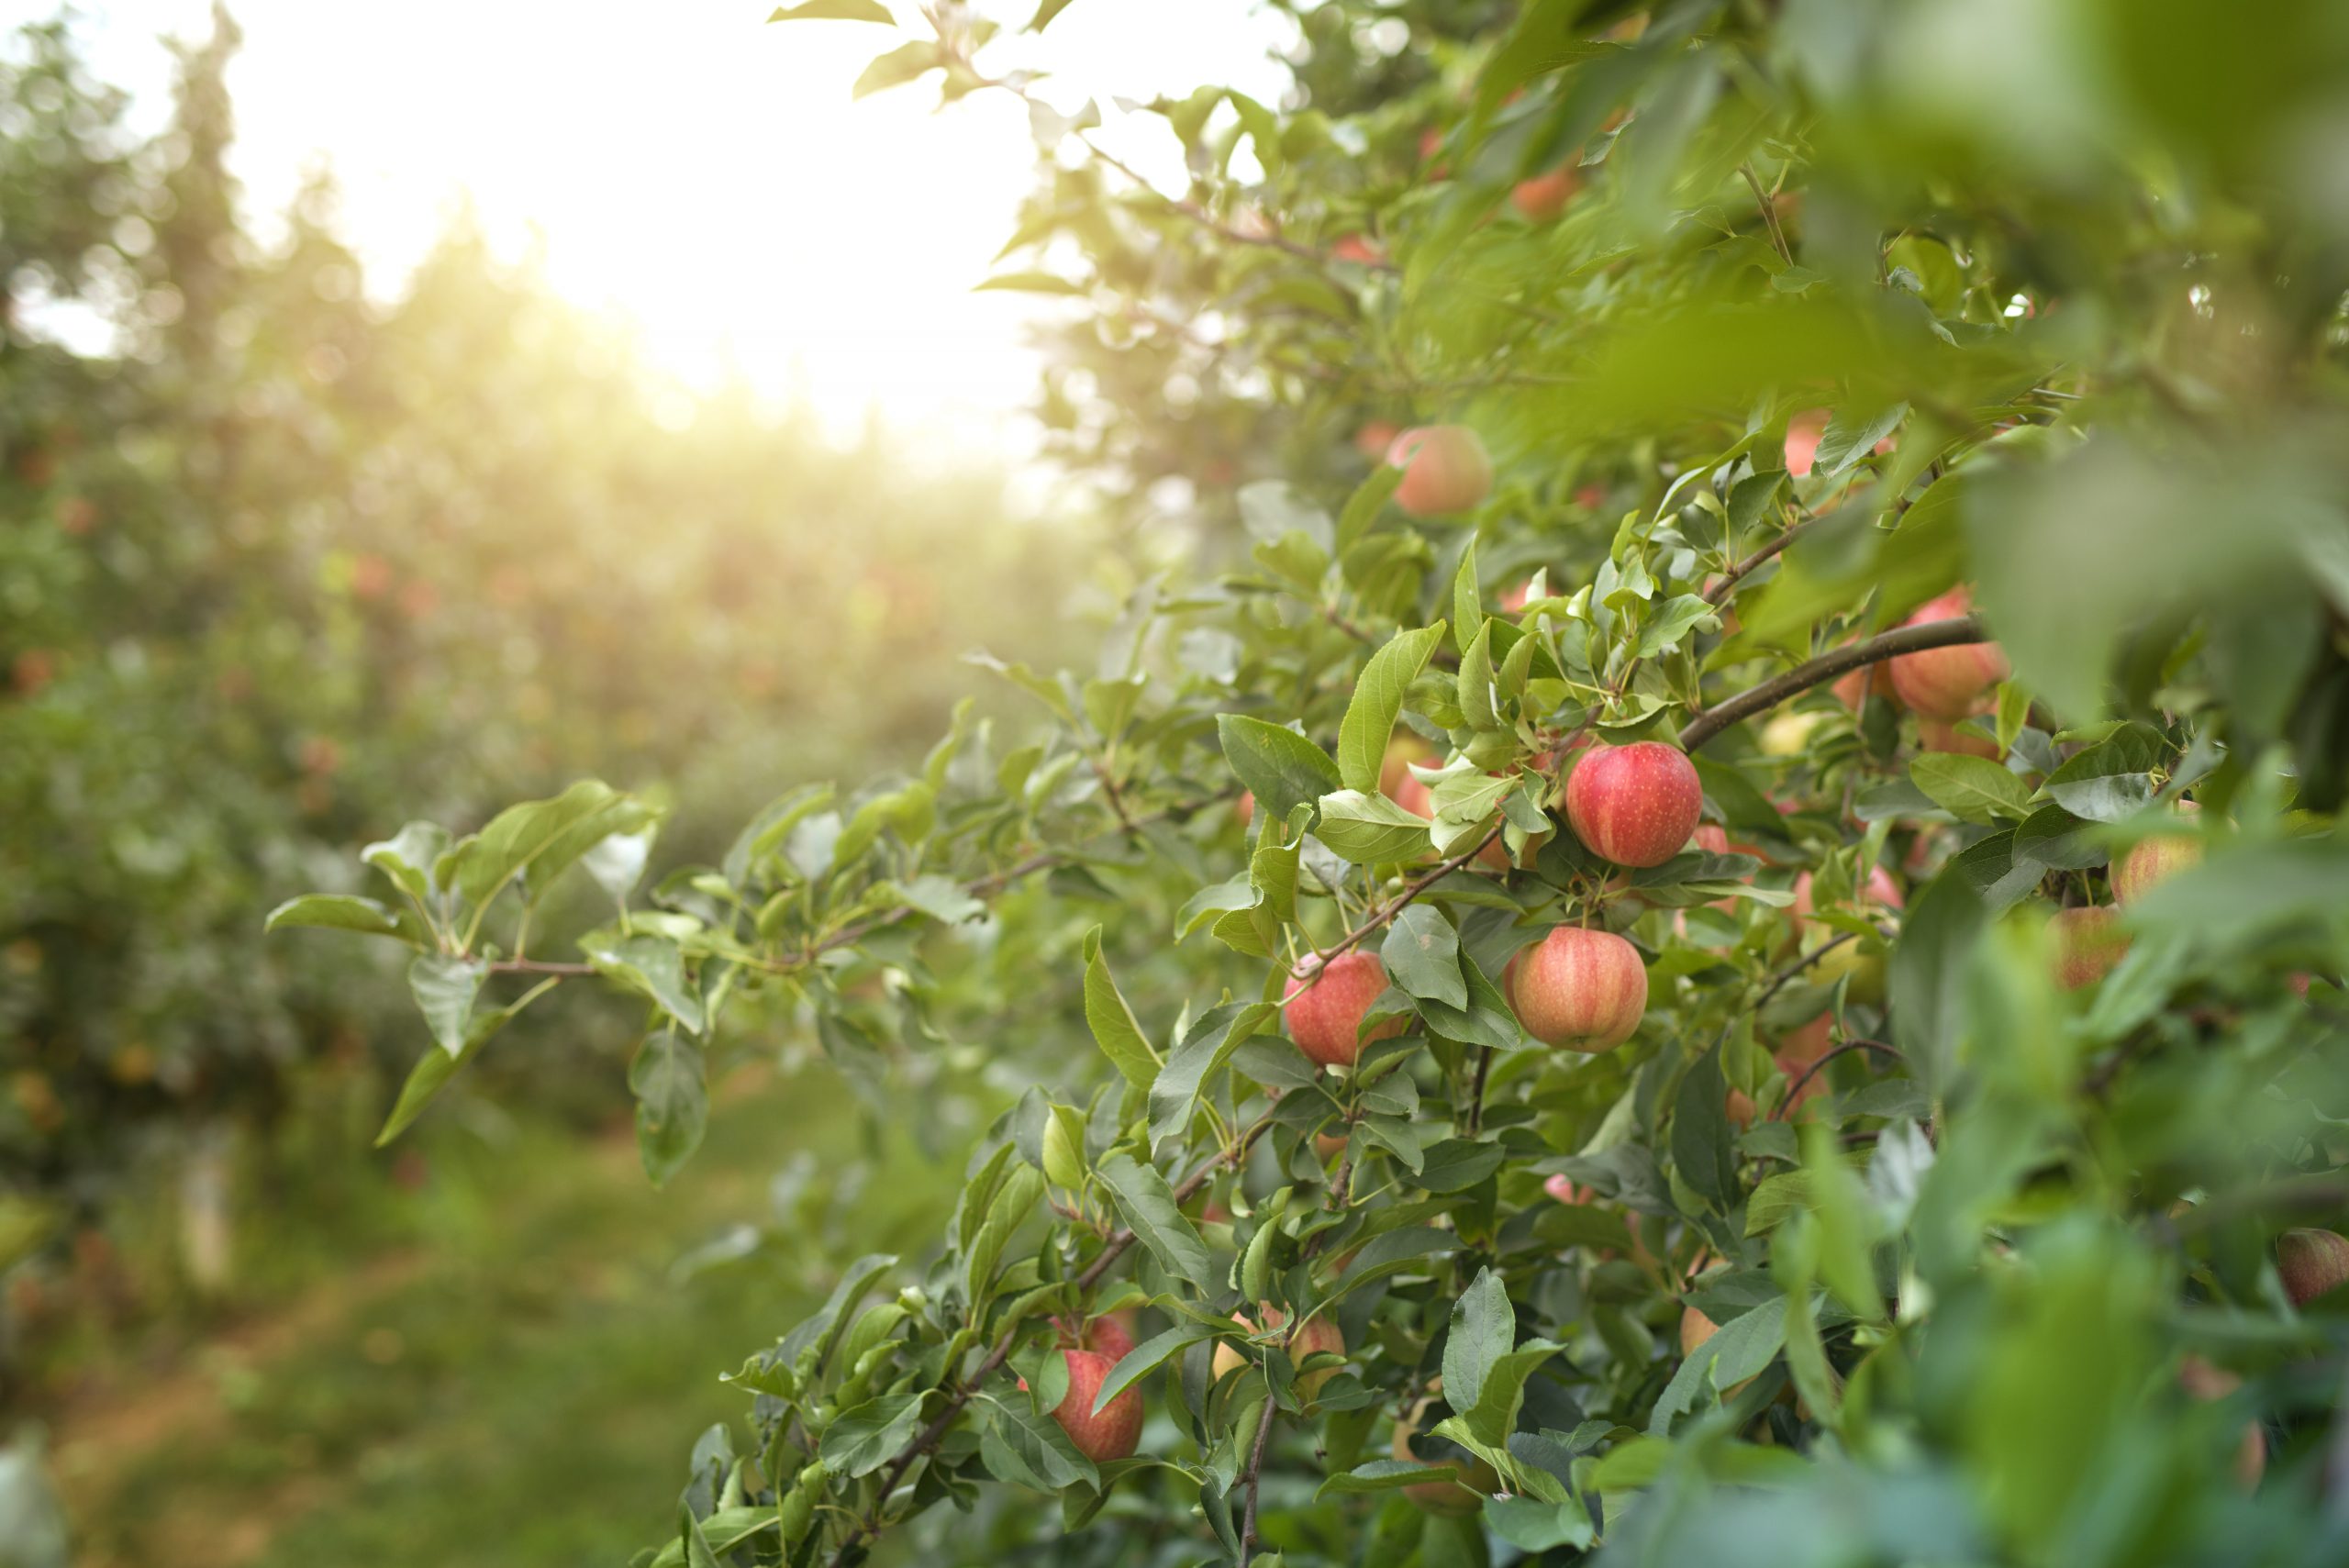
1379,735,1435,799
1284,951,1403,1069
2111,803,2202,906
1776,1010,1834,1067
1544,1173,1591,1206
1831,654,1899,711
1354,418,1400,461
1563,741,1703,867
1050,1348,1142,1462
1917,716,2000,758
1211,1307,1345,1399
1331,233,1385,265
1887,587,2008,718
1678,1305,1758,1396
2278,1228,2349,1307
1235,792,1256,827
1386,426,1493,516
1784,409,1829,477
2050,906,2130,989
1388,761,1512,870
1314,1129,1348,1162
1058,1310,1139,1362
1791,866,1903,923
1509,166,1577,221
1509,926,1647,1051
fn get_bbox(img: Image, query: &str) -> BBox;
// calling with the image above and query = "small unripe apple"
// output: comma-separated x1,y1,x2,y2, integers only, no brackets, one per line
1563,741,1703,867
1284,951,1402,1069
1887,587,2008,719
1509,166,1577,221
2050,906,2130,989
2278,1228,2349,1307
2111,804,2202,906
1211,1307,1345,1399
1050,1348,1141,1462
1509,926,1647,1051
1759,708,1823,758
1917,716,2000,758
1809,935,1886,1005
1386,426,1493,516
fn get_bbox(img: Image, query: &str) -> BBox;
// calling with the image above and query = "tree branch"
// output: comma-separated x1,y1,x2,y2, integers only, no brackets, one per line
1703,512,1815,605
1310,825,1505,971
1679,615,1987,751
1237,1391,1281,1566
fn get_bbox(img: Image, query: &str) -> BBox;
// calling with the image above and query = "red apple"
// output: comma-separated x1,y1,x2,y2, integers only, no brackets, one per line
1050,1348,1141,1462
1564,741,1703,867
1284,951,1403,1068
1917,716,2001,758
1776,1010,1834,1067
1544,1173,1591,1206
1510,166,1577,221
2051,906,2130,990
2112,803,2202,906
2278,1228,2349,1307
1354,419,1400,461
1386,426,1493,517
1887,587,2008,719
2178,1355,2266,1490
1062,1310,1138,1362
1331,233,1386,265
1791,866,1903,922
1510,927,1647,1051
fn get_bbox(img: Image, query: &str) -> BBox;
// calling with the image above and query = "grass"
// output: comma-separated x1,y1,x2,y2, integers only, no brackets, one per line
46,1061,966,1568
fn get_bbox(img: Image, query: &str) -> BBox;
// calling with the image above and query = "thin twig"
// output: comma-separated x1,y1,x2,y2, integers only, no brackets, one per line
1774,1039,1904,1118
1750,931,1862,1018
1310,824,1505,969
1703,512,1816,604
1679,616,1987,751
1466,1046,1494,1137
1741,161,1793,267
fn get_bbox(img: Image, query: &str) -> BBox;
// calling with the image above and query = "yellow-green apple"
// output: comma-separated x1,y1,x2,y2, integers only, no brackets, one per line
1386,426,1493,516
1563,741,1703,867
1887,587,2008,718
2051,906,2130,989
2278,1228,2349,1307
1509,926,1647,1051
2112,803,2202,906
1284,951,1403,1068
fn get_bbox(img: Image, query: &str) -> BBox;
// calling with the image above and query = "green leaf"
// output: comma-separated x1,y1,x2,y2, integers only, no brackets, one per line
629,1030,708,1187
584,933,706,1035
1451,539,1484,657
982,1391,1100,1492
447,781,641,914
1313,790,1431,864
1485,1496,1597,1552
1647,1297,1787,1435
974,271,1085,296
1455,1340,1564,1448
264,894,429,948
1811,402,1907,479
1094,1325,1214,1414
1082,928,1162,1088
1670,1039,1738,1211
1381,905,1466,1008
363,820,451,905
1217,716,1342,824
769,0,894,19
1336,624,1445,793
1889,873,1987,1095
407,953,487,1057
1317,1459,1463,1500
1909,753,2031,825
1414,1138,1506,1194
821,1394,925,1477
1441,1267,1516,1415
2043,721,2169,822
1336,465,1403,553
853,39,942,98
1150,1002,1275,1146
1094,1153,1215,1292
375,980,557,1145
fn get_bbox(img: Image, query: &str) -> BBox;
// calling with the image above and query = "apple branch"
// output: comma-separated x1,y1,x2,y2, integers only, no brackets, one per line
1237,1391,1281,1567
1309,823,1506,970
1678,615,1987,751
823,1111,1279,1568
1774,1038,1905,1118
1702,511,1816,605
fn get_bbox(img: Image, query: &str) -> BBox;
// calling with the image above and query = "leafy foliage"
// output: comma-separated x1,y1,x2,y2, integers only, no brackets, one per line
289,0,2349,1565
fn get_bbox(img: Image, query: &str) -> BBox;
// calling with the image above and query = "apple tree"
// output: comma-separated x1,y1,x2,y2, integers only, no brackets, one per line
275,2,2349,1564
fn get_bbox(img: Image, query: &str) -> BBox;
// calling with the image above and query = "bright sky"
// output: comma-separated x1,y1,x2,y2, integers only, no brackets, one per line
42,0,1297,455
